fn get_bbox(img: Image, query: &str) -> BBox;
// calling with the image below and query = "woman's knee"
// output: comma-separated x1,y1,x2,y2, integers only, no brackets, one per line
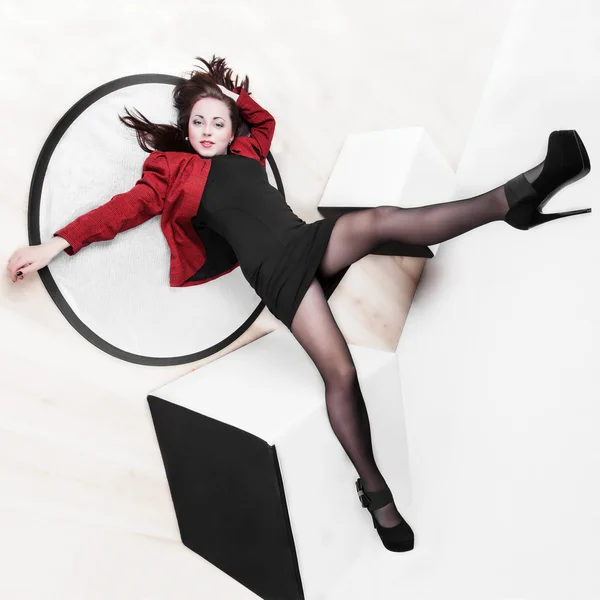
372,206,400,239
324,362,359,392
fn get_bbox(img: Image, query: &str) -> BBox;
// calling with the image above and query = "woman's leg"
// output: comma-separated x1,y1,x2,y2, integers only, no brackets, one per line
318,184,509,279
290,279,403,528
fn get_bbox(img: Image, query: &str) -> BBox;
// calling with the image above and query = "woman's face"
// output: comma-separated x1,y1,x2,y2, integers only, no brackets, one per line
188,97,234,158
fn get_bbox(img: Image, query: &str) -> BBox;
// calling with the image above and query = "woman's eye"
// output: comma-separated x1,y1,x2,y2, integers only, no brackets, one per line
193,120,223,127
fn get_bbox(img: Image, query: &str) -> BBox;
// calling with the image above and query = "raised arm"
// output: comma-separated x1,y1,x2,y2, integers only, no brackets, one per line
53,151,169,255
231,86,276,160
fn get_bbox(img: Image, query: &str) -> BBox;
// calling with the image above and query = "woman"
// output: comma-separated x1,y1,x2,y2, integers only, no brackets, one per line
6,55,592,553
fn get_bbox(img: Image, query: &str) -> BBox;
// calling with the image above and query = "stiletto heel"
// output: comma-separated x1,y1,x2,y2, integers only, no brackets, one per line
504,130,592,231
528,207,592,227
355,478,414,552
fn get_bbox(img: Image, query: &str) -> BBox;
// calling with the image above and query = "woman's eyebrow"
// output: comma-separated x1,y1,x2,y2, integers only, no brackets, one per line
193,114,224,119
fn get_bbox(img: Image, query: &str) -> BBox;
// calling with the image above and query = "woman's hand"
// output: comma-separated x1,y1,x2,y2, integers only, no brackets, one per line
6,240,63,283
217,84,240,102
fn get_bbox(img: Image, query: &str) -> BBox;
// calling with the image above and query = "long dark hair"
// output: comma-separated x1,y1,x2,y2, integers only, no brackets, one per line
119,55,252,153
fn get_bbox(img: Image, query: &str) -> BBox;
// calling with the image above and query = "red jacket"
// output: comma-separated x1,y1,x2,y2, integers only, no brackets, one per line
53,87,276,287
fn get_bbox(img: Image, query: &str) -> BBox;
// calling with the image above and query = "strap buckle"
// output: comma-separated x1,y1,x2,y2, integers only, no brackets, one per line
355,479,371,508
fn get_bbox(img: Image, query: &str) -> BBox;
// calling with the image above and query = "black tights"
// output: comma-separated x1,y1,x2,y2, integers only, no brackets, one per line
289,183,510,527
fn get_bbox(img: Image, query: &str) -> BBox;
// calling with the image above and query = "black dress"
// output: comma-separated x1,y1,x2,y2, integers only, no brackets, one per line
191,153,342,330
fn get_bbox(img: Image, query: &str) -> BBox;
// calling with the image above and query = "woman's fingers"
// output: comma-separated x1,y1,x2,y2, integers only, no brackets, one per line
10,267,24,282
7,251,24,274
7,260,29,282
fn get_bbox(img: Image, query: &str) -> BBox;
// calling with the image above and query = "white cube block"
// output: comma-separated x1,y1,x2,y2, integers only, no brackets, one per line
147,329,411,600
319,127,459,257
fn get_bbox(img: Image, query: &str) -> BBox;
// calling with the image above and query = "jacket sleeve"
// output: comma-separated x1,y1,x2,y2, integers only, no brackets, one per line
53,151,169,255
232,87,276,160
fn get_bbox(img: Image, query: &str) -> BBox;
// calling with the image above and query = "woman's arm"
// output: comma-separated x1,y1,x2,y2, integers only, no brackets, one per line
229,86,276,160
52,151,169,255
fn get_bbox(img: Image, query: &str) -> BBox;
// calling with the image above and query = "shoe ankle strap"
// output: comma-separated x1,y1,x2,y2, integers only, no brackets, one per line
355,478,393,511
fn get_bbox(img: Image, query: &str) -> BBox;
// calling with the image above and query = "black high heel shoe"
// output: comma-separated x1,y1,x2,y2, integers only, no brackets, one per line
503,130,592,230
355,478,414,552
